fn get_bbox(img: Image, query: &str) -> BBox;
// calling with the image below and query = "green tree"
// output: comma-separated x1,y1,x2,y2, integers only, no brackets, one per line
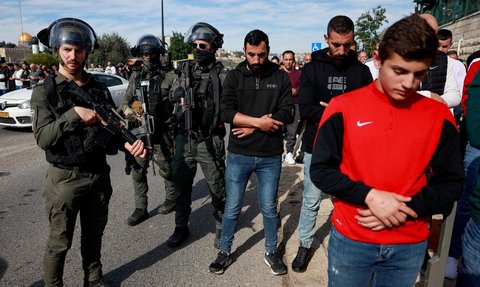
168,31,193,60
89,32,130,66
355,5,388,56
25,53,58,67
0,41,17,48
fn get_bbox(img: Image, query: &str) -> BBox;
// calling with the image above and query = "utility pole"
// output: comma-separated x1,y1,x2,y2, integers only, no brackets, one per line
161,0,165,43
19,0,26,57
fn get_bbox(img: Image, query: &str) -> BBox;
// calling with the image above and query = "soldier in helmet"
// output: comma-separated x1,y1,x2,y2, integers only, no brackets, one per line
122,34,176,226
31,18,146,286
164,22,228,249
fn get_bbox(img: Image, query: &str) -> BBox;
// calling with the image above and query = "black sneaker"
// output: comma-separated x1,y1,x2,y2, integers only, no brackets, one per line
126,209,148,226
264,250,287,275
291,246,312,273
209,251,233,274
167,227,190,248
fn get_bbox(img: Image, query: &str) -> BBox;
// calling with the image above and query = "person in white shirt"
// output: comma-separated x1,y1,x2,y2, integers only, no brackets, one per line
13,64,24,90
438,29,467,97
417,14,460,109
104,61,116,75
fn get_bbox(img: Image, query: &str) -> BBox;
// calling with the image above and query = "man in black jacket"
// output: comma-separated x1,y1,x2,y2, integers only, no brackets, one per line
209,29,294,276
291,15,373,273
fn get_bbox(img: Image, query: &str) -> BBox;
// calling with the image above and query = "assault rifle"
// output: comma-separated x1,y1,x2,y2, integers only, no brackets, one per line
135,79,155,151
172,60,194,150
67,81,138,148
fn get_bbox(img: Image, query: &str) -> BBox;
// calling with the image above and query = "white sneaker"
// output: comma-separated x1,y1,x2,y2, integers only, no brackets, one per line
285,152,295,165
444,256,458,279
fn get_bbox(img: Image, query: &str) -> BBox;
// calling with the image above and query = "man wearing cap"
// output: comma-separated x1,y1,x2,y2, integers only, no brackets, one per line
31,18,146,286
163,22,228,249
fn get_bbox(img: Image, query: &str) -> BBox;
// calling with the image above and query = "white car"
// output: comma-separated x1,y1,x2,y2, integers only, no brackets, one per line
0,72,129,128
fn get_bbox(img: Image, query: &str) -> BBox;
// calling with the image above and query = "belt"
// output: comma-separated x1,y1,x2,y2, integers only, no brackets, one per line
52,163,102,173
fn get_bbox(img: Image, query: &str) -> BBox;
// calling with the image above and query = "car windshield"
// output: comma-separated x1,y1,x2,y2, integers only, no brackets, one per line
93,74,123,87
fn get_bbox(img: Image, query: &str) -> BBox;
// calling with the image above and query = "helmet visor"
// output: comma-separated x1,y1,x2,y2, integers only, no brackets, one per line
49,21,96,53
185,24,215,44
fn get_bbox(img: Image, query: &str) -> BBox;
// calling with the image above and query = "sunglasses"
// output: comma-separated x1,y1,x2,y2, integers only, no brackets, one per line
191,43,209,50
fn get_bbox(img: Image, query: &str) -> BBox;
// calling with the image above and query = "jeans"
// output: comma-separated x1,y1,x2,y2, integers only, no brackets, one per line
285,104,300,153
220,152,282,253
457,219,480,286
298,152,322,248
328,227,427,287
449,144,480,258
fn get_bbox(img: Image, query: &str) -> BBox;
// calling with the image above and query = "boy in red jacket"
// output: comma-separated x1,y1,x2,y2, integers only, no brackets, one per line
310,14,464,287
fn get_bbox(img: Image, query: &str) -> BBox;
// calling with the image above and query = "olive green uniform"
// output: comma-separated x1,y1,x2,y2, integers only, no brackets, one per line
31,72,118,286
165,61,227,230
122,66,175,211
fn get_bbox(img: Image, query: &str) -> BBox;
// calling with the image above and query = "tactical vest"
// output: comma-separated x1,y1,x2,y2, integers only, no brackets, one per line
419,51,448,95
172,61,226,140
43,75,113,166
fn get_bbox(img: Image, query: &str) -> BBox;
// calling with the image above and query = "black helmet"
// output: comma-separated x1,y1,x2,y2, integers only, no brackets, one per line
185,22,223,49
131,34,166,57
37,18,98,53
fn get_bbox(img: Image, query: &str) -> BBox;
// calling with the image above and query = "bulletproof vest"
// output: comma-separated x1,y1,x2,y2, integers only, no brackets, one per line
173,61,224,140
419,51,448,95
43,75,112,166
138,67,165,117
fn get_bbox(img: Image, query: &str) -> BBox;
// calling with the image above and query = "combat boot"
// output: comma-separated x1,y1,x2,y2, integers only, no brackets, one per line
127,208,148,226
85,277,110,287
167,226,190,247
158,200,175,214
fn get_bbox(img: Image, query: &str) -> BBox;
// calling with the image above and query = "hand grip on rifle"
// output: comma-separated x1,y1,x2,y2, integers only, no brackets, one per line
68,82,138,147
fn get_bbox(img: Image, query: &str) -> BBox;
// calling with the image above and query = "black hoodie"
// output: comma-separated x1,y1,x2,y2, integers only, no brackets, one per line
299,47,372,153
220,60,294,156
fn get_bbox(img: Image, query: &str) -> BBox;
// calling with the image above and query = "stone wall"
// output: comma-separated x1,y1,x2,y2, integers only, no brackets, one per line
0,47,32,64
442,11,480,61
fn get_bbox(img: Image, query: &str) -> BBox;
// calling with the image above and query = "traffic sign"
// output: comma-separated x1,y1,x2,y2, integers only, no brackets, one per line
311,42,322,52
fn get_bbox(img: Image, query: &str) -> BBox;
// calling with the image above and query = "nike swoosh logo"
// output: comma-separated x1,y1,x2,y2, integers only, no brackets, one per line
357,121,373,127
429,65,439,70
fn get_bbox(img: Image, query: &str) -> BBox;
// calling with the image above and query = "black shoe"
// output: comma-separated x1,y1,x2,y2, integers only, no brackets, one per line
209,251,233,274
214,228,222,249
292,246,312,273
158,200,175,214
167,227,190,248
264,250,287,275
85,278,110,287
126,209,148,226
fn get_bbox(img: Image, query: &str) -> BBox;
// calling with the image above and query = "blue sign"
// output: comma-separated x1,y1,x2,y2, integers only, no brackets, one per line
311,42,322,52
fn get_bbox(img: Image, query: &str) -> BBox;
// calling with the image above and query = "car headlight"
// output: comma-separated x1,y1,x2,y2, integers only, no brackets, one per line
18,100,31,109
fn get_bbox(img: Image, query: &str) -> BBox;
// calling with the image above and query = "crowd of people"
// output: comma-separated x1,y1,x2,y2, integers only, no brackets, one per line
23,11,480,287
0,61,58,95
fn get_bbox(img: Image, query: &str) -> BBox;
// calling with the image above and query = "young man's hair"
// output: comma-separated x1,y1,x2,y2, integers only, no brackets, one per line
447,50,458,56
378,14,438,64
327,15,354,36
244,29,269,51
282,50,295,58
438,29,453,41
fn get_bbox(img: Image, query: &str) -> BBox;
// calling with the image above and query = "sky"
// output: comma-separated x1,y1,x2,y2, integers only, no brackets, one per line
1,0,416,55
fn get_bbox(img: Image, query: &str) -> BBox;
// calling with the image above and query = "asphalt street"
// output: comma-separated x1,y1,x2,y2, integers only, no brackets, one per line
0,126,293,286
